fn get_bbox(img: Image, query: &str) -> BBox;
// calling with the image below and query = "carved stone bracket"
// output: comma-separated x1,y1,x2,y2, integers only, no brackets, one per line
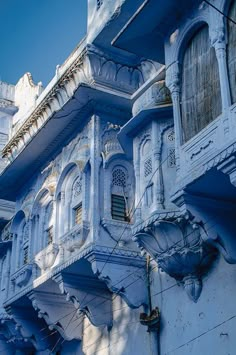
27,282,83,341
174,191,236,264
87,249,148,308
5,302,58,351
0,312,34,352
53,272,113,328
133,215,217,302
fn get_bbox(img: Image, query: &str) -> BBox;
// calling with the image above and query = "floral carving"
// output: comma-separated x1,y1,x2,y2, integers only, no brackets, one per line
133,215,217,302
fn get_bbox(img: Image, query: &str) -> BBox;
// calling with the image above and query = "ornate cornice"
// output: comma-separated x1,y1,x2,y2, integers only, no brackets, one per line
4,243,144,305
2,45,151,162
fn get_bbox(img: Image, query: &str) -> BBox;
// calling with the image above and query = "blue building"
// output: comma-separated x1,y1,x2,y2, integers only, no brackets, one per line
0,0,236,354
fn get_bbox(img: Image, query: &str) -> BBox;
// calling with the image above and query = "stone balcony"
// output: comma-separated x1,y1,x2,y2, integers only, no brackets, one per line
11,263,34,289
176,102,236,191
59,221,90,254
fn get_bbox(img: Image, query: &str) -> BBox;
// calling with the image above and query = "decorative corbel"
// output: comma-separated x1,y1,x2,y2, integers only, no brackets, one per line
27,284,83,341
133,215,217,302
87,248,148,309
53,272,113,329
5,304,56,351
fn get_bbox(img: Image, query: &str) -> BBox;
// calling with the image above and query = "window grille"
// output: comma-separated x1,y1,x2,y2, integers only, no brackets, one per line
144,158,152,177
167,129,175,142
47,226,53,245
73,177,82,198
111,194,129,222
97,0,103,10
168,148,176,168
74,203,82,225
112,169,126,187
23,246,29,265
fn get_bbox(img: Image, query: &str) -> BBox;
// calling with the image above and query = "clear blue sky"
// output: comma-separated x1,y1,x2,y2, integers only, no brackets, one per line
0,0,87,86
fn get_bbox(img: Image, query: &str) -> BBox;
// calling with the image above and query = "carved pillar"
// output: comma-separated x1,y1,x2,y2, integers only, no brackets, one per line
11,233,17,273
152,121,164,209
59,191,65,237
35,215,40,254
166,62,181,170
40,210,46,250
15,233,22,269
28,217,33,260
211,27,231,110
90,115,102,241
83,170,89,221
5,248,11,298
134,145,141,220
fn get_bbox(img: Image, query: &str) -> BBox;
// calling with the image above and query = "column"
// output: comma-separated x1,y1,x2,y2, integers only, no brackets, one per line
134,145,141,220
90,115,102,242
165,62,181,171
211,27,231,110
152,120,164,209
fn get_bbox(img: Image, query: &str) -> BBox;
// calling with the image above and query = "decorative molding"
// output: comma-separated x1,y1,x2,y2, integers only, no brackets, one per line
133,214,217,302
2,44,149,161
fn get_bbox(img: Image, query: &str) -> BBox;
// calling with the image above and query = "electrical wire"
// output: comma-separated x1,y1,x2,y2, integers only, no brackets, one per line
203,0,236,25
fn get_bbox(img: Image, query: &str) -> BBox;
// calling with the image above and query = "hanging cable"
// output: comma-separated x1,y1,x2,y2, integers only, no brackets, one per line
203,0,236,25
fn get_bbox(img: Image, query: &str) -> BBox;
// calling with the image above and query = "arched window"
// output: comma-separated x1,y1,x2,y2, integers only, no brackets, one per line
181,25,221,142
227,0,236,104
56,164,84,237
111,167,129,222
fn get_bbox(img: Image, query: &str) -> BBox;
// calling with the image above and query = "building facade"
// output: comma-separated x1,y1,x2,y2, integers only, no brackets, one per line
0,0,236,354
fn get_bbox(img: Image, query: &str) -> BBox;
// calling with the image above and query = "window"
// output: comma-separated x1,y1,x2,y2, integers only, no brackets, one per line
112,168,126,188
111,166,130,222
181,25,221,142
74,203,82,225
144,157,152,177
111,194,129,222
23,246,29,265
